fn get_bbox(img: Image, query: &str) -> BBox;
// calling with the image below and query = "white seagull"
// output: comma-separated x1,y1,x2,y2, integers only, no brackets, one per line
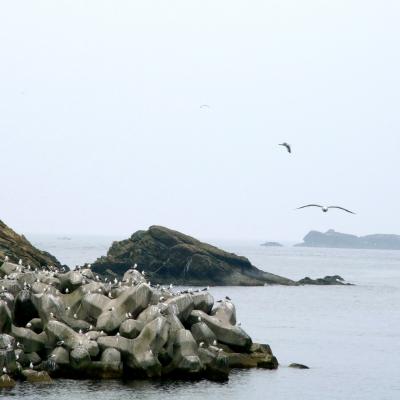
296,204,356,214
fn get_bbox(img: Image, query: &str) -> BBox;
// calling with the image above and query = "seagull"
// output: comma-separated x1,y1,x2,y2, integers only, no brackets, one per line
279,142,291,153
200,104,210,109
296,204,356,214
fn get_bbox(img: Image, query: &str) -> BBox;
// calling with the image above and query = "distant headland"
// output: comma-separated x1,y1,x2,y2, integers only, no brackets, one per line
295,229,400,250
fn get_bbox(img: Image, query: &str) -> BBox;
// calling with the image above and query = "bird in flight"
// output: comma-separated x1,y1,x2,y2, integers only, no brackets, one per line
279,142,291,153
200,104,211,109
296,204,356,214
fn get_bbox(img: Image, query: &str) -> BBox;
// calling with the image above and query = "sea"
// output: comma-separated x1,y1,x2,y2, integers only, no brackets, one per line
3,235,400,400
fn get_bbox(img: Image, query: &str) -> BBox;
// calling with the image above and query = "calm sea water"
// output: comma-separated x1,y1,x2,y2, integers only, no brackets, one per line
3,235,400,400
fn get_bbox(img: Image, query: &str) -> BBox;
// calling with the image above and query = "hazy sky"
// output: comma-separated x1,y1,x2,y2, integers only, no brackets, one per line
1,1,399,241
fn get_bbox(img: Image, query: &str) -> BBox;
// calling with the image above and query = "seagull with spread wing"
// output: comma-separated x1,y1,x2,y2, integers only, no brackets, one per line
296,204,356,214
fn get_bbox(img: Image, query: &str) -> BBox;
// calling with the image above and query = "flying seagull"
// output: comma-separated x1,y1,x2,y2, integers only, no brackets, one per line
200,104,211,109
279,142,291,153
296,204,356,214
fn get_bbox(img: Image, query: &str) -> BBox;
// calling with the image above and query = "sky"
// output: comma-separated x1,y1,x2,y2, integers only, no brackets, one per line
1,0,400,242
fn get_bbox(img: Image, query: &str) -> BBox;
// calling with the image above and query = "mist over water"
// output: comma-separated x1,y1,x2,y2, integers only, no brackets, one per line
7,235,398,400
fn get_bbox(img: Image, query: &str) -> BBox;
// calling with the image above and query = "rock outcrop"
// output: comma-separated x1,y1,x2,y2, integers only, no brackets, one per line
0,258,278,385
261,242,283,247
92,226,296,286
298,275,352,286
0,220,62,269
295,229,400,250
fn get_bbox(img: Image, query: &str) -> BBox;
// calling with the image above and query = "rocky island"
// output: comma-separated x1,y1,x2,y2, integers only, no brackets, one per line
261,242,283,247
92,226,296,286
295,229,400,250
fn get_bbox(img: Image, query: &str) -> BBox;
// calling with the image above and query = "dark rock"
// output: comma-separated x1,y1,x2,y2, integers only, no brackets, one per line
289,363,309,369
295,229,400,250
92,225,296,286
0,301,12,334
298,275,352,285
0,219,62,269
13,290,39,327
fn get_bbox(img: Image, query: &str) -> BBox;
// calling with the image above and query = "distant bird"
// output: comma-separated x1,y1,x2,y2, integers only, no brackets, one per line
4,256,9,262
279,142,291,153
296,204,356,214
225,296,231,301
65,288,69,294
200,104,210,109
29,362,33,369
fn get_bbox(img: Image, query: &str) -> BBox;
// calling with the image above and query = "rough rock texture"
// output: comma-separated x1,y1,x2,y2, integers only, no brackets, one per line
0,220,62,269
0,258,278,384
295,229,400,250
92,225,296,286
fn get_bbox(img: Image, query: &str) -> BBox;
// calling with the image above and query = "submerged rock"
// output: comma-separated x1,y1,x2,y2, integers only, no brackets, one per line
298,275,352,285
92,225,296,286
289,363,309,369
